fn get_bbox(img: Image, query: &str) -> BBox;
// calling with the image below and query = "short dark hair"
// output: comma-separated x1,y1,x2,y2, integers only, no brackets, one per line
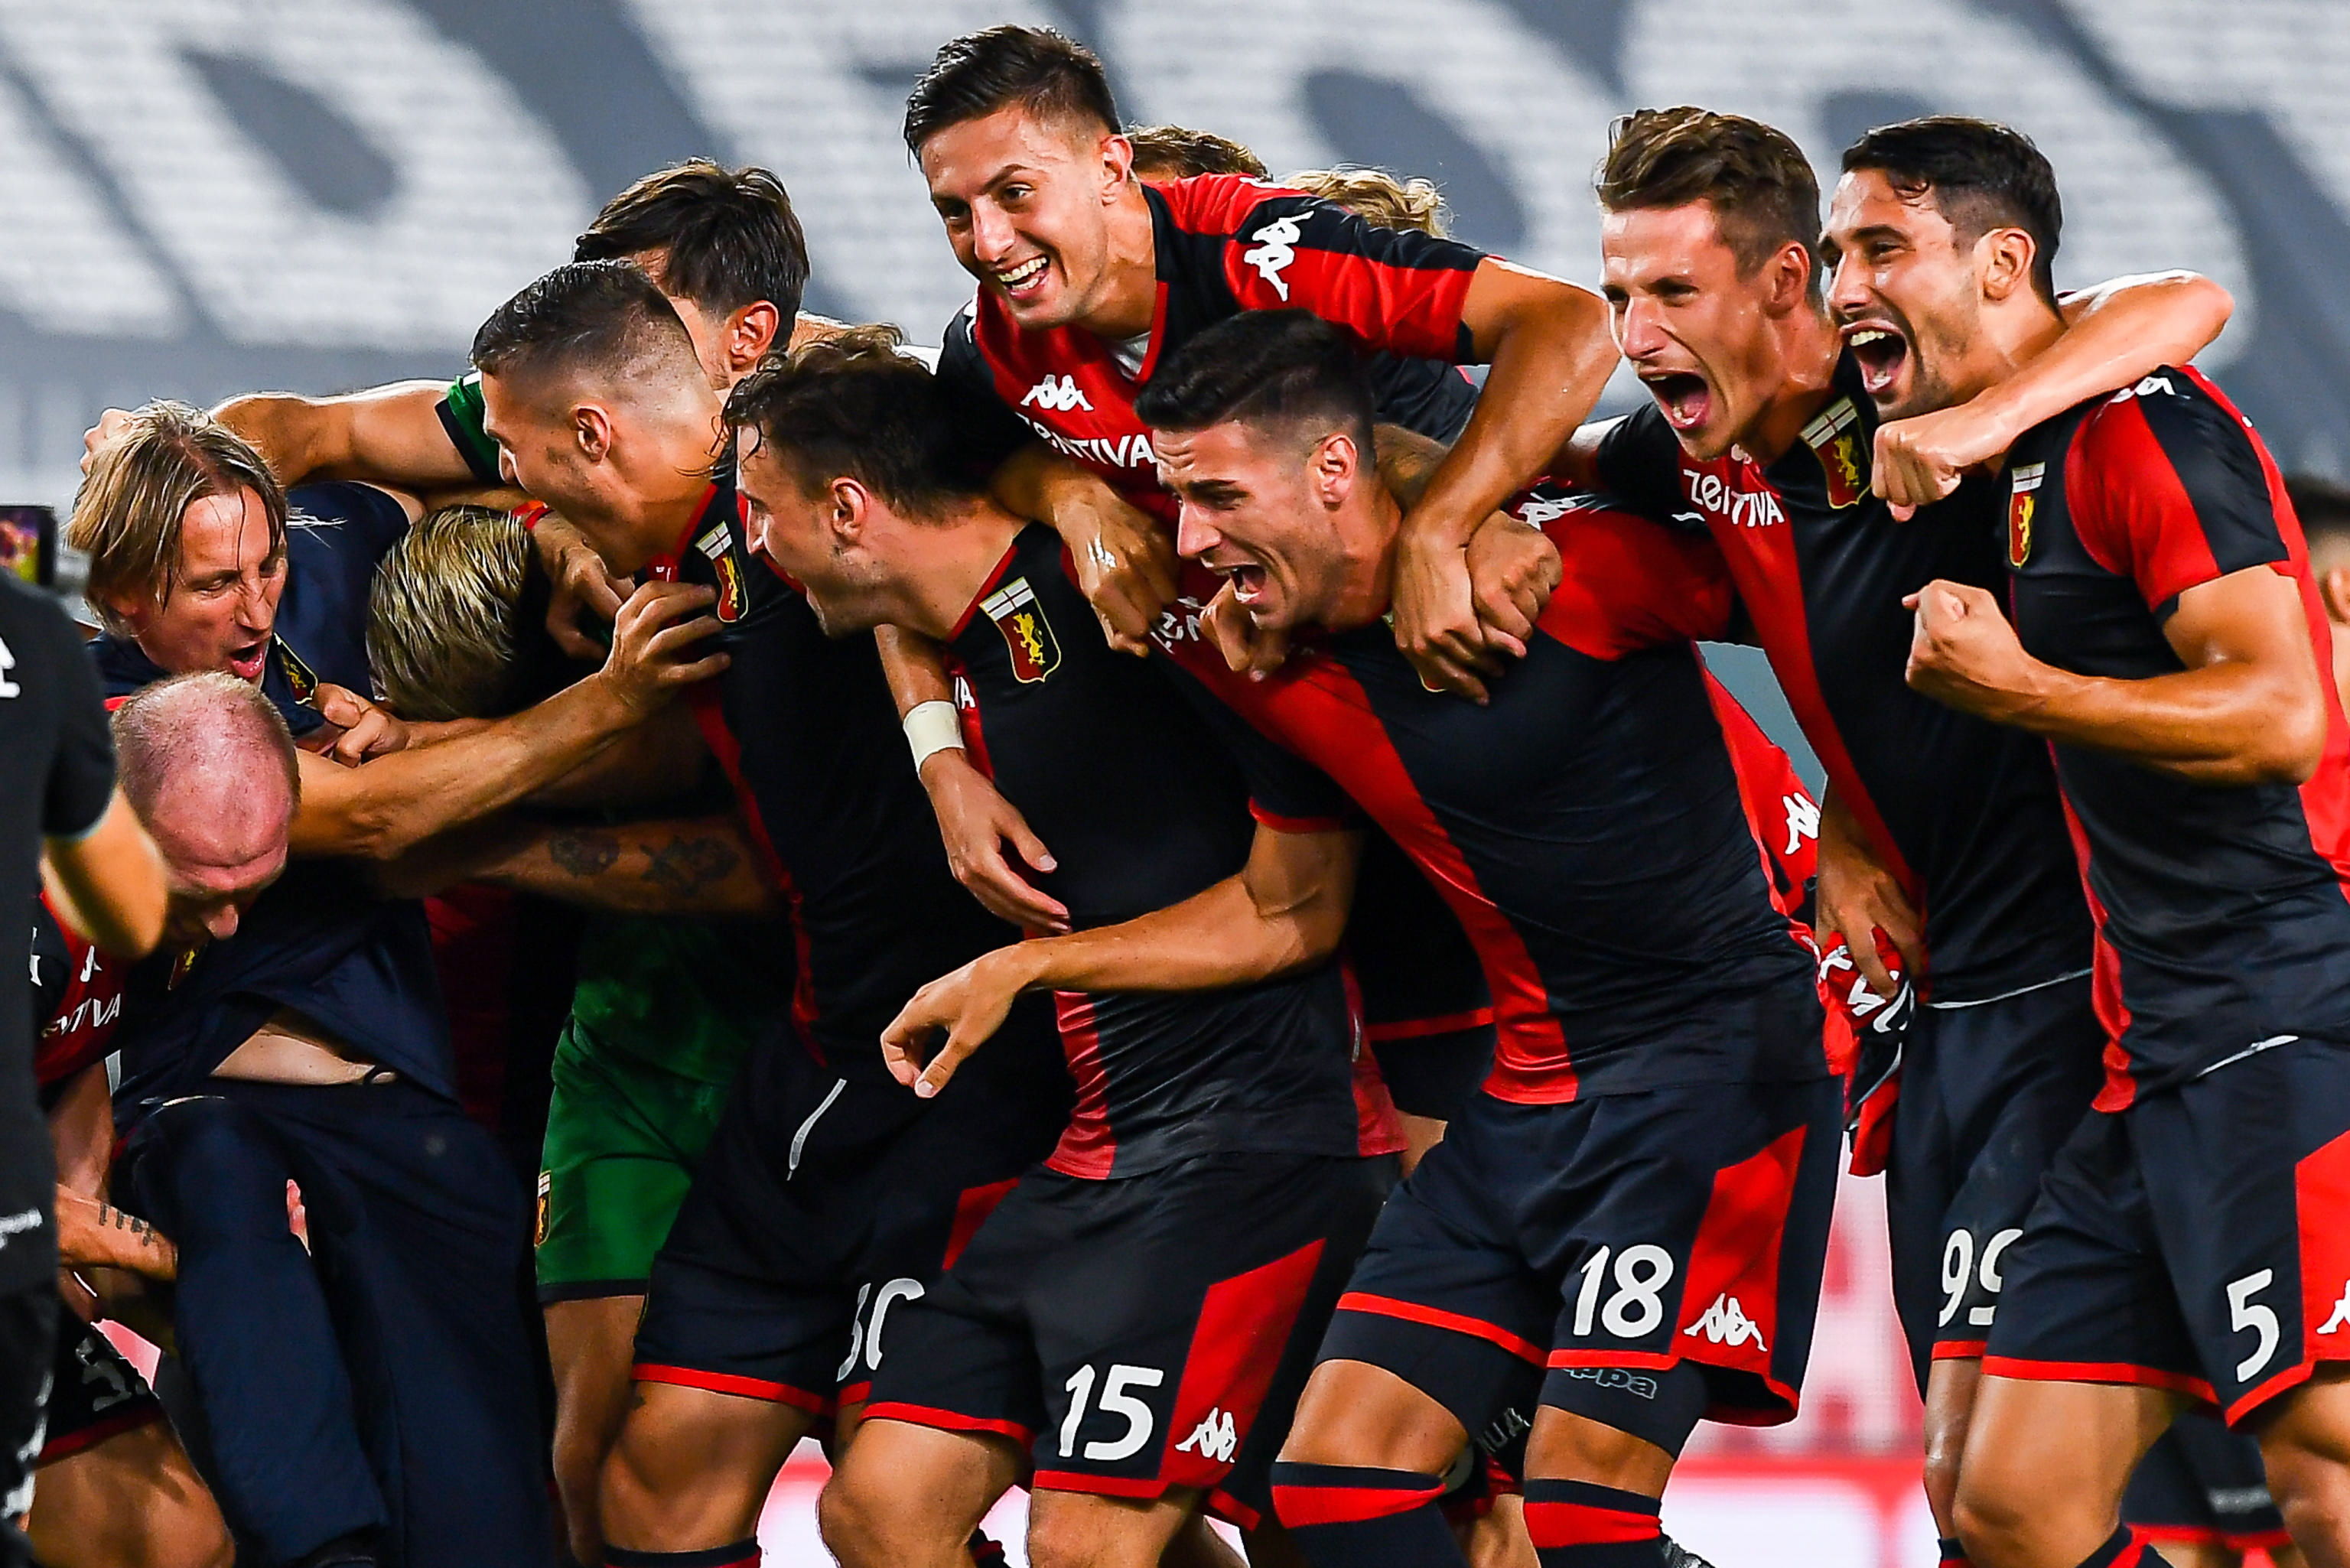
724,325,978,521
1127,124,1266,181
904,25,1118,156
1841,116,2063,305
1133,309,1375,457
2290,473,2350,553
1597,107,1822,287
471,259,698,386
574,159,809,322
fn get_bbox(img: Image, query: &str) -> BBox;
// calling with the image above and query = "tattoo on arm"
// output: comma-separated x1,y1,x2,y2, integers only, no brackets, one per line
548,831,620,877
640,835,742,896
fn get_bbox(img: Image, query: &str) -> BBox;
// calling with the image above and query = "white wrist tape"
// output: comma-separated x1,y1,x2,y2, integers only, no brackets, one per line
903,700,965,771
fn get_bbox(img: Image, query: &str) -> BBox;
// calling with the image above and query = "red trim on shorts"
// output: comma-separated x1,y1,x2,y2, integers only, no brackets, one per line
630,1362,832,1414
1364,1007,1498,1043
942,1178,1020,1271
861,1401,1035,1445
837,1379,872,1412
1980,1356,2216,1404
1162,1241,1327,1492
2228,1359,2317,1427
1205,1488,1261,1531
35,1401,164,1466
1337,1291,1546,1364
1033,1470,1169,1499
1931,1340,1988,1361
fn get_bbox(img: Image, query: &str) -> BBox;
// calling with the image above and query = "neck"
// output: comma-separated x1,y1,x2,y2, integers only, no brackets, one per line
886,499,1027,642
1323,486,1407,633
1942,298,2068,409
1081,181,1161,342
1738,304,1845,465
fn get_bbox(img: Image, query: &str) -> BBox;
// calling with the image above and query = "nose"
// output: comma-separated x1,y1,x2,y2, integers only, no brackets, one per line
969,201,1018,267
1174,503,1218,563
1827,252,1872,320
1616,297,1668,361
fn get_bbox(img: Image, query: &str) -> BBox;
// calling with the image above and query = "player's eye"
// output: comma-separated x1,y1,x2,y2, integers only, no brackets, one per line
1001,184,1033,204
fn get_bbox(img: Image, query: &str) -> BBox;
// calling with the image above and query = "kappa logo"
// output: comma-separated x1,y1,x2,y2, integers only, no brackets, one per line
982,575,1062,682
2319,1280,2350,1335
1243,216,1304,300
1683,1293,1767,1350
695,525,744,622
2111,374,2179,402
1512,489,1597,527
1176,1407,1238,1463
1020,372,1093,413
1782,792,1820,856
1684,469,1785,530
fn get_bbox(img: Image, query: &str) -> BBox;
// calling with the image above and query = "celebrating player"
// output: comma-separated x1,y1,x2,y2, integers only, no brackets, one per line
1830,116,2350,1568
1551,107,2231,1560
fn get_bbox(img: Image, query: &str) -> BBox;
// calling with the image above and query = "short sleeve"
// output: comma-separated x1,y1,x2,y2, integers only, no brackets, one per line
2068,372,2289,617
36,600,115,840
936,305,1033,480
1589,405,1696,532
1536,503,1736,657
1155,659,1359,832
437,372,503,486
1223,191,1486,364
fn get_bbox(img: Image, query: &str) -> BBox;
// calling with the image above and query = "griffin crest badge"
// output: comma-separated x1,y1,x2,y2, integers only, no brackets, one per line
2009,463,2044,568
695,525,744,623
981,576,1060,682
1798,399,1868,509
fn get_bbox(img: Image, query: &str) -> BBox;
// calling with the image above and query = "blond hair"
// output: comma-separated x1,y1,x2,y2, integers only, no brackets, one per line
70,401,287,636
1285,167,1449,238
366,505,532,721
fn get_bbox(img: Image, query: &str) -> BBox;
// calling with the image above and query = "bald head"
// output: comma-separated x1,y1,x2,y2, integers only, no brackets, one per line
113,672,298,942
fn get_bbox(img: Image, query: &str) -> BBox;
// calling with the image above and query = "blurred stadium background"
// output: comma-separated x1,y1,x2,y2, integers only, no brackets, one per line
26,2,2348,1561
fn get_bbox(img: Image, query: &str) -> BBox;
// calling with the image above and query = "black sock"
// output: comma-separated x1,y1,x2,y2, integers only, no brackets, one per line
1938,1536,1971,1568
1522,1479,1665,1567
968,1529,1007,1566
605,1544,760,1568
1269,1462,1467,1566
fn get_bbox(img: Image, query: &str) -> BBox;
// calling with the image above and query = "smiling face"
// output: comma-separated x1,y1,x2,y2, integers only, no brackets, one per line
1600,202,1799,462
1155,418,1356,633
115,487,286,682
1824,168,1991,421
920,105,1133,333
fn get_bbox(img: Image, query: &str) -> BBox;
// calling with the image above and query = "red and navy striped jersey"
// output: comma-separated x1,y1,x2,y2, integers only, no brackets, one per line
31,892,122,1105
937,173,1482,528
1157,491,1831,1104
656,475,1069,1114
942,522,1396,1177
1594,356,2092,1004
2002,366,2350,1109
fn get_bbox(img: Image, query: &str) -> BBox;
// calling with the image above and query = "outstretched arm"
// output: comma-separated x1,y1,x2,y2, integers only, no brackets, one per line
42,793,166,959
881,824,1360,1098
209,382,478,490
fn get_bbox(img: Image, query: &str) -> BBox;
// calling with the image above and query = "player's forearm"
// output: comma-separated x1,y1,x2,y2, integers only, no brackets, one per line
1001,875,1343,995
479,817,776,916
55,1190,177,1280
989,443,1111,524
293,674,647,859
1968,656,2320,785
45,1063,112,1199
877,625,956,718
212,392,335,485
1410,275,1614,548
43,795,168,958
1981,273,2233,449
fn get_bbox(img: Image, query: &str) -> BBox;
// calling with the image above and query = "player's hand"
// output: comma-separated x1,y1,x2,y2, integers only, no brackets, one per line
534,512,632,661
1873,400,2008,521
1391,524,1505,703
920,749,1069,933
80,408,137,475
1463,513,1561,658
54,1187,178,1280
1814,791,1921,999
1061,492,1179,655
597,581,729,720
880,947,1037,1098
1203,581,1289,679
312,685,411,766
1903,579,2042,721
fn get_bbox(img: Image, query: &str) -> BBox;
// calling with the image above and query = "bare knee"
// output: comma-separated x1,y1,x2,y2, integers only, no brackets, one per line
1277,1359,1465,1475
816,1473,914,1568
1026,1493,1176,1568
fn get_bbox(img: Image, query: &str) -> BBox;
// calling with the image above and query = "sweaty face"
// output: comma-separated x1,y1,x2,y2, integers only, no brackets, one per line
121,489,286,682
1824,168,1984,421
1155,421,1344,633
1600,203,1785,462
921,106,1123,332
735,433,881,636
150,791,291,945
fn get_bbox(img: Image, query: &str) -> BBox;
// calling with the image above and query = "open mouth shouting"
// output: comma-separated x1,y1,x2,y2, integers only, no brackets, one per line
992,253,1052,304
1843,320,1912,402
1639,369,1714,435
226,636,270,682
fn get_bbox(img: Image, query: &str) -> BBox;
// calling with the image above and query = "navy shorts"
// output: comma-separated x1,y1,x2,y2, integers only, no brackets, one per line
633,1029,1066,1415
38,1318,164,1466
1885,972,2104,1385
2124,1409,2289,1553
1318,1075,1842,1446
866,1152,1394,1528
1987,1034,2350,1424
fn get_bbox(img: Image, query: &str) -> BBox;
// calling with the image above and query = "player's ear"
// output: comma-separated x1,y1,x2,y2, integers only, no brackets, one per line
2319,566,2350,629
1979,227,2036,303
1763,241,1813,317
1102,132,1134,199
573,405,614,462
731,301,783,369
828,477,867,542
1311,431,1357,506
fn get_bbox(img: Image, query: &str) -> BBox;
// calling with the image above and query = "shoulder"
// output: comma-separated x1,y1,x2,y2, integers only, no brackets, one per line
0,575,89,671
1155,174,1310,235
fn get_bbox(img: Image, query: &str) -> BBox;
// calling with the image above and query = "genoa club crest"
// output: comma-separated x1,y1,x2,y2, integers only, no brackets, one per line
2008,463,2044,568
274,639,318,705
981,575,1060,683
1798,398,1868,509
695,524,745,623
